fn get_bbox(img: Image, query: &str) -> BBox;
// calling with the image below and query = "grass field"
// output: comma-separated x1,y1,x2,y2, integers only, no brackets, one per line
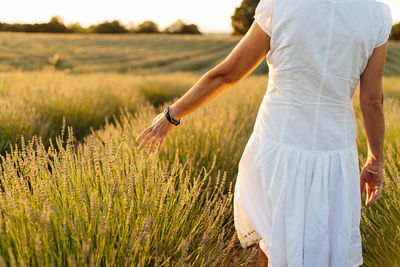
0,33,399,266
0,71,201,155
0,32,253,75
1,32,400,75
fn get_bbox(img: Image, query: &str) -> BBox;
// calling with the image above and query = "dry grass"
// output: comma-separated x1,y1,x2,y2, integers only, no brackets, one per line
0,71,199,155
0,33,398,265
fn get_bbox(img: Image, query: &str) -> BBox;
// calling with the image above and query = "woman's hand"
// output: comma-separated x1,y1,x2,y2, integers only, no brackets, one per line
135,20,271,155
135,112,175,154
360,162,384,207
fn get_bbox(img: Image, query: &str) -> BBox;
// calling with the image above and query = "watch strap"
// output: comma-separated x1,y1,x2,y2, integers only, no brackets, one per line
164,106,181,126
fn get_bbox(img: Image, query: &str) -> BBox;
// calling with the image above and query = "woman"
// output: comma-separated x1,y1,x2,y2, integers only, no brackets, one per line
136,0,393,265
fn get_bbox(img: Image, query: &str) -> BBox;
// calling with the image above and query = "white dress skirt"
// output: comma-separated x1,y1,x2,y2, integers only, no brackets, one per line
233,0,393,266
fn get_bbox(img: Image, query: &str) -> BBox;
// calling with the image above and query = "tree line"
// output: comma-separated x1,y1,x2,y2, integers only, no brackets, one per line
1,0,399,38
0,16,201,34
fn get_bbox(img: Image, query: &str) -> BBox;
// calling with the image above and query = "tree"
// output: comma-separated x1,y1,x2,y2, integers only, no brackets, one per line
164,19,184,34
0,16,69,33
231,0,258,35
135,21,159,33
68,22,86,33
163,19,201,34
390,22,400,41
49,16,64,25
90,20,128,34
181,24,201,34
42,16,69,33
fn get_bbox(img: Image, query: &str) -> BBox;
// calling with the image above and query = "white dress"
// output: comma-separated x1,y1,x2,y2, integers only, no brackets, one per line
233,0,393,266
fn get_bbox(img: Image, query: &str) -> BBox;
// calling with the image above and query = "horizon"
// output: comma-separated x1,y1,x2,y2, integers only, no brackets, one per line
1,0,399,34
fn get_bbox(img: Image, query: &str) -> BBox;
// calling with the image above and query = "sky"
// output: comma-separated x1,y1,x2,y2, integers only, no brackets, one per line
0,0,399,34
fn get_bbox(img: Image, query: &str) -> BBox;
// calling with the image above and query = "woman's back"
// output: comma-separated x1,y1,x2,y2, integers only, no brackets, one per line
253,0,392,150
233,1,392,266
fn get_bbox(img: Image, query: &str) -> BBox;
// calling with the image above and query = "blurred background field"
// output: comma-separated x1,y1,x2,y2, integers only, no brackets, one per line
0,31,399,266
0,32,253,75
3,32,400,75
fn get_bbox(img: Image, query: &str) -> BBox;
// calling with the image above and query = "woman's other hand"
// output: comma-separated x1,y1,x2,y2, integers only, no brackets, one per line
135,111,176,154
359,42,387,208
360,162,383,207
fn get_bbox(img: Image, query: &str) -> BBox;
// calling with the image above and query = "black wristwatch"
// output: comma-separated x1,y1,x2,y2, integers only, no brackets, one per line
163,106,181,126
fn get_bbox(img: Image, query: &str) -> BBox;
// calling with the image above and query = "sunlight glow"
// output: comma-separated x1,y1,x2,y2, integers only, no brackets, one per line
0,0,399,33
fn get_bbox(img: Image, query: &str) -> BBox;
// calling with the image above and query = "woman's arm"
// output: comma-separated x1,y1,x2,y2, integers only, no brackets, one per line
169,22,271,120
136,21,271,154
359,42,388,207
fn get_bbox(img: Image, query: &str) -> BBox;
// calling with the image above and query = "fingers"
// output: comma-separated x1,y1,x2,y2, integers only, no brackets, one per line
147,134,160,154
157,136,166,154
136,127,152,142
365,182,383,207
366,184,373,206
137,131,155,151
360,165,384,207
366,186,382,207
136,112,174,154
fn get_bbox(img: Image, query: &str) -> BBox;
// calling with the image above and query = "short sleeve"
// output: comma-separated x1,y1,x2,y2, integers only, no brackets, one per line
375,2,393,48
253,0,275,37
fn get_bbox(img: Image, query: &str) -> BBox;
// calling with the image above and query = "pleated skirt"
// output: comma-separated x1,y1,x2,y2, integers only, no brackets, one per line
233,131,363,267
